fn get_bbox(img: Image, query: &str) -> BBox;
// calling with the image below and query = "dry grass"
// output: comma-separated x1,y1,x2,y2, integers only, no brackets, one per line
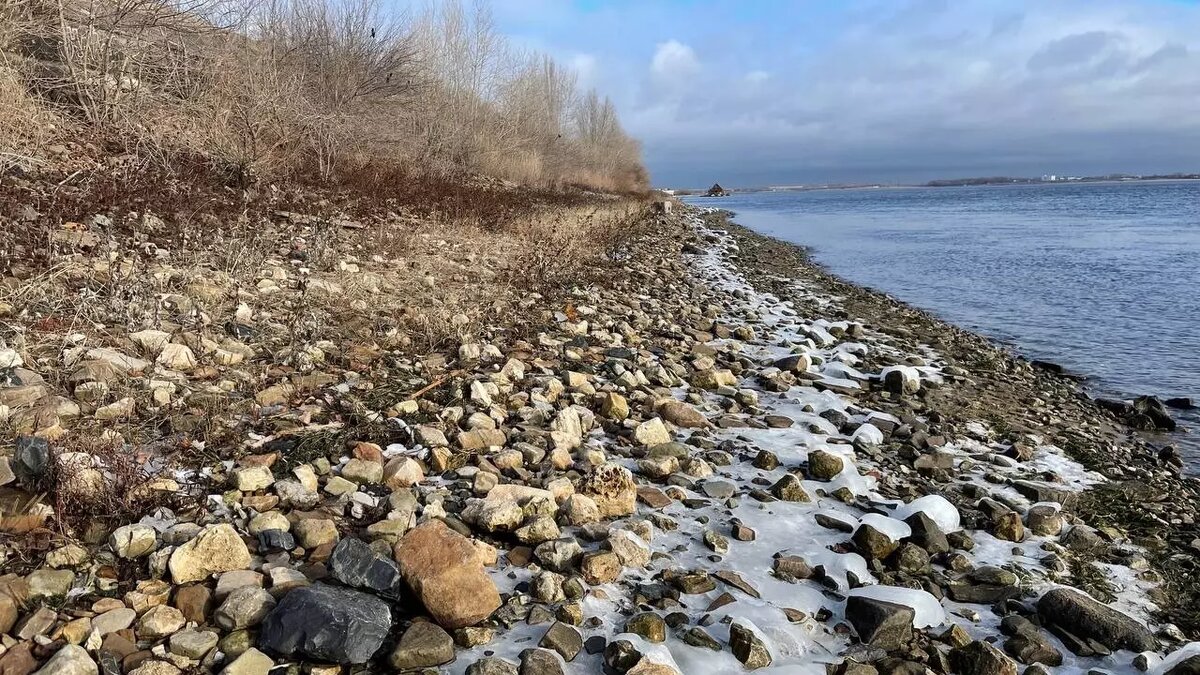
2,0,647,192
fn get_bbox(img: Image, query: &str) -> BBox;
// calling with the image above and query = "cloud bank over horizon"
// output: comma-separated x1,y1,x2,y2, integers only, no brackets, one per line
491,0,1200,187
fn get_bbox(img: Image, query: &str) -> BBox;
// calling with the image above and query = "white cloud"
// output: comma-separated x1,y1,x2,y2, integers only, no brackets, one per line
650,40,700,80
569,53,598,88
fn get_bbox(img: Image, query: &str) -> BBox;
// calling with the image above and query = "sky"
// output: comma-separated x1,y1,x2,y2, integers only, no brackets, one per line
485,0,1200,187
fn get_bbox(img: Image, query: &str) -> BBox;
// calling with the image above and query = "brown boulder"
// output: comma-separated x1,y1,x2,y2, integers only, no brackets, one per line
394,520,501,629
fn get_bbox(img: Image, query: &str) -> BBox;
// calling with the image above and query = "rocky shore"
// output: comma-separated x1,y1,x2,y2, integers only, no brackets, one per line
1,201,1199,674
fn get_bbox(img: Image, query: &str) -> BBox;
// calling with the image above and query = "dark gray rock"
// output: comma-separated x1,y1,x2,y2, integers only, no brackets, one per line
259,583,391,664
538,622,582,661
950,641,1018,675
903,511,949,554
846,596,914,650
1037,588,1157,653
604,639,643,672
1001,617,1063,666
14,436,49,484
257,529,294,553
328,537,404,599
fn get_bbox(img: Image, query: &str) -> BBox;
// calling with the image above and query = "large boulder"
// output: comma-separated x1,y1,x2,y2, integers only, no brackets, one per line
169,524,251,584
393,520,501,629
258,583,391,664
1037,588,1157,653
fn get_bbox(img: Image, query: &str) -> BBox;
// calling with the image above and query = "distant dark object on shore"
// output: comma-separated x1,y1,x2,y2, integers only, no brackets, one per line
1166,397,1195,410
1095,395,1177,431
705,182,730,197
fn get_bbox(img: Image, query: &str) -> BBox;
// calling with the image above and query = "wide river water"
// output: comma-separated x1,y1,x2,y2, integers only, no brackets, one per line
684,181,1200,462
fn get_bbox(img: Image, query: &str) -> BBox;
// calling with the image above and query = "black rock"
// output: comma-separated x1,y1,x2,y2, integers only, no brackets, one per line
14,436,49,484
1165,397,1195,410
257,529,295,553
1133,395,1176,430
903,511,950,555
1037,588,1157,653
604,639,643,672
259,583,391,664
1167,655,1200,675
328,537,404,599
845,596,914,650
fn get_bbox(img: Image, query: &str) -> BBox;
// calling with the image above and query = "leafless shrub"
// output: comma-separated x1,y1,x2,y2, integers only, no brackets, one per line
39,436,180,534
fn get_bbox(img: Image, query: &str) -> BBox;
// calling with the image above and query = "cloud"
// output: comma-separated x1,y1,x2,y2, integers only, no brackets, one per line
650,40,700,80
491,0,1200,186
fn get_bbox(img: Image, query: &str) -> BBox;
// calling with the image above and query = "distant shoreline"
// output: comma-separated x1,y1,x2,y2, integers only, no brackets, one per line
673,175,1200,196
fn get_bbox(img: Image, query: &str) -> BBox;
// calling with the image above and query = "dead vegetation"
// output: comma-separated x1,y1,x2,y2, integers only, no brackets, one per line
1,0,647,191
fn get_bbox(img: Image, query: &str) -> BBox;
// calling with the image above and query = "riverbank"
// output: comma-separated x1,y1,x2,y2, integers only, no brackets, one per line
699,206,1200,636
1,198,1199,673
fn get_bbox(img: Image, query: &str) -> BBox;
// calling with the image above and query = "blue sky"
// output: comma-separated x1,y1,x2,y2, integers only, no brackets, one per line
486,0,1200,187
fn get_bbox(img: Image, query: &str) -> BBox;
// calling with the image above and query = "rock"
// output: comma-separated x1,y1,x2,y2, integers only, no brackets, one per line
220,648,274,675
169,628,219,659
600,393,630,420
157,343,197,371
883,367,920,394
463,497,525,533
729,621,772,669
294,518,340,548
394,520,501,629
110,524,158,559
27,568,74,598
633,418,672,445
216,586,276,630
1001,617,1063,666
341,458,383,485
657,400,709,428
468,657,520,675
625,612,667,642
534,538,583,572
853,524,899,560
807,449,845,480
139,604,186,638
846,596,914,650
770,474,811,502
580,464,636,518
950,640,1018,675
14,435,49,483
259,583,391,664
904,512,949,554
383,456,424,488
389,621,455,670
329,537,404,598
993,513,1024,542
519,648,565,675
1060,524,1105,553
539,622,582,661
1037,588,1157,653
560,494,601,525
581,550,622,584
32,645,97,675
607,529,651,568
169,524,251,583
